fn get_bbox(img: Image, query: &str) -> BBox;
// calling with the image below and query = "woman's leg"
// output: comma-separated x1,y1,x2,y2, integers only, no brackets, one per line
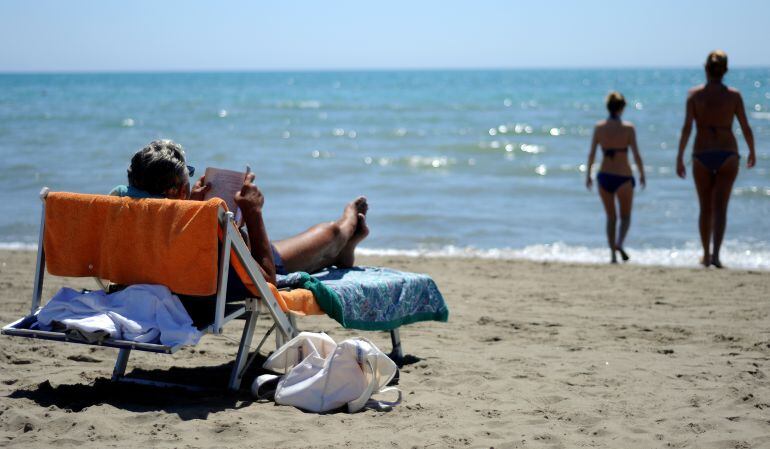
615,181,634,260
692,160,715,266
598,187,618,263
272,197,368,274
711,157,739,268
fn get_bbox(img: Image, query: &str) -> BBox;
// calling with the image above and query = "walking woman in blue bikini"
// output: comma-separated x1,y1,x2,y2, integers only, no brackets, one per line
677,50,756,268
586,92,646,264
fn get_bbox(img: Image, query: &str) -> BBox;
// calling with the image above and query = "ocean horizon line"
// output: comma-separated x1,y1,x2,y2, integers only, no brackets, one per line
2,65,769,76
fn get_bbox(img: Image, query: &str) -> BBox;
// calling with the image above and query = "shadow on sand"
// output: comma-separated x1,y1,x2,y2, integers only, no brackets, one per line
9,356,269,420
9,351,420,419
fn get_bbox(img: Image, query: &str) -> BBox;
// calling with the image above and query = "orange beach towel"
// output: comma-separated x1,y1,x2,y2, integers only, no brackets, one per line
43,192,324,315
45,192,225,296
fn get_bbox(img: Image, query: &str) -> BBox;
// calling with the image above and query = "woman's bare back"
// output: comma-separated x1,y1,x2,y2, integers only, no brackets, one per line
595,119,635,175
690,83,741,152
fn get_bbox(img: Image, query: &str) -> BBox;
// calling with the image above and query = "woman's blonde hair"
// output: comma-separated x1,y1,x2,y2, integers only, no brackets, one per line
705,50,728,80
606,91,626,115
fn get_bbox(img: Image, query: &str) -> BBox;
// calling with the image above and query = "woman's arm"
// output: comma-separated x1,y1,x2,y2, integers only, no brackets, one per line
677,93,695,178
629,125,646,188
735,92,756,168
586,126,599,190
235,174,277,284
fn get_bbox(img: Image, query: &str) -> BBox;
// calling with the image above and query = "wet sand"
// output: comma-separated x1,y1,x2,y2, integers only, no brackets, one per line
1,249,769,448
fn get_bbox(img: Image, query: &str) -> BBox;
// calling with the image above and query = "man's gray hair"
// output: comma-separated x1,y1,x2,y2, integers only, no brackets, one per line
127,140,188,195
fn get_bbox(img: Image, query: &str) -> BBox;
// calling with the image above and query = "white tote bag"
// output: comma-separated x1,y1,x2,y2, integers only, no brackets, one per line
252,332,401,413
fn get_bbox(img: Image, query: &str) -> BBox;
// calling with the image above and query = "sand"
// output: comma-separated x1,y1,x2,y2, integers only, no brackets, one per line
1,249,769,448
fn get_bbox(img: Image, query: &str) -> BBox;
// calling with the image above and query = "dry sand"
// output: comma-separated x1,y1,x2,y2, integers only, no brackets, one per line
1,249,769,448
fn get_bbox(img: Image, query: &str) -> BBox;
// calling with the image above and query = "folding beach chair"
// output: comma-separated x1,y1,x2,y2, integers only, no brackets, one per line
1,188,299,391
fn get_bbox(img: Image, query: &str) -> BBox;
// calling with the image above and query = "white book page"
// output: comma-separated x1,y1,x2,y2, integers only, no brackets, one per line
202,167,246,213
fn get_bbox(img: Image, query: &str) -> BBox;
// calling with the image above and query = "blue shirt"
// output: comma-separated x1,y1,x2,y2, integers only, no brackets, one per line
110,185,165,199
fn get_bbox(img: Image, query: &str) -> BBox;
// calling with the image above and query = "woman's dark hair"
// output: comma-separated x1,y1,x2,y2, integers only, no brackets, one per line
127,140,187,195
606,91,626,115
705,50,728,80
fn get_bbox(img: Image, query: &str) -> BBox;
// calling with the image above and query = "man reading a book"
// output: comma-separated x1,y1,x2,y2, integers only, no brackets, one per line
111,140,370,285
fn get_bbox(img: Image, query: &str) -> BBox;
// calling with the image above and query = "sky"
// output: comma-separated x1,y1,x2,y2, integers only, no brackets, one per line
1,0,769,72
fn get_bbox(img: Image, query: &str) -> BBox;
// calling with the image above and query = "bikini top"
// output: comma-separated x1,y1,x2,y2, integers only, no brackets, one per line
696,124,733,135
602,147,628,159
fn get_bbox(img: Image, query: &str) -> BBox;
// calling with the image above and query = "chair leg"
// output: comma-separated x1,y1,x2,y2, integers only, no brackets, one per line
112,348,131,381
275,332,283,349
389,329,404,365
228,310,258,391
274,314,298,349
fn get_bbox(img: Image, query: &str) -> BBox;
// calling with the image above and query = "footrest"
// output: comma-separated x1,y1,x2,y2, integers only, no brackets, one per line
2,314,180,353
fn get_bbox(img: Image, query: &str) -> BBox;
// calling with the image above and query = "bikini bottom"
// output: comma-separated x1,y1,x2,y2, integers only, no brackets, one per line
597,172,635,194
693,151,739,174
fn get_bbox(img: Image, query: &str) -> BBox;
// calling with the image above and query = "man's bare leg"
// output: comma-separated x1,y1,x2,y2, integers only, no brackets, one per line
272,197,368,274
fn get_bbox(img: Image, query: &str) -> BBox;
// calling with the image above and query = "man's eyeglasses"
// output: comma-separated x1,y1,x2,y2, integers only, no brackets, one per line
186,165,196,177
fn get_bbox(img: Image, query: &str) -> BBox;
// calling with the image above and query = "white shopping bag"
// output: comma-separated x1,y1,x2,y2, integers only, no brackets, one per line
252,331,401,413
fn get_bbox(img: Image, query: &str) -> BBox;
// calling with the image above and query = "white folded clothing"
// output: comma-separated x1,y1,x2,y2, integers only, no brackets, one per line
36,284,201,347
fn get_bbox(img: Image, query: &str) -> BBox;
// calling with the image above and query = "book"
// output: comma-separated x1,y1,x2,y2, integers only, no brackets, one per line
202,167,249,216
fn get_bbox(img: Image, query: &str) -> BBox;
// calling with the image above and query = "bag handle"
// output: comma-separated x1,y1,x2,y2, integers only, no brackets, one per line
352,337,397,387
347,356,402,412
252,374,280,400
366,387,402,410
347,358,378,413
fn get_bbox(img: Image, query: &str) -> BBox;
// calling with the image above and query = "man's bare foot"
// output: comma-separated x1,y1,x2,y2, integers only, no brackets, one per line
339,196,367,235
711,256,724,269
352,213,369,243
616,246,630,262
699,255,711,267
335,197,369,268
345,196,369,243
353,196,368,216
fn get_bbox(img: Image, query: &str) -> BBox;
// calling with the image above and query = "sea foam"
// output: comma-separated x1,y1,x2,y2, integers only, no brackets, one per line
3,240,769,270
358,240,770,270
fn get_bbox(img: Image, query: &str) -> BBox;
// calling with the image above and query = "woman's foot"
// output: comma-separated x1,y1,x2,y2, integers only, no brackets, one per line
699,254,711,268
610,249,618,264
616,246,630,262
711,256,724,269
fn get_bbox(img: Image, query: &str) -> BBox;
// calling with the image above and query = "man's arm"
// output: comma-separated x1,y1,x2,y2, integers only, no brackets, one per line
235,174,277,284
190,175,211,201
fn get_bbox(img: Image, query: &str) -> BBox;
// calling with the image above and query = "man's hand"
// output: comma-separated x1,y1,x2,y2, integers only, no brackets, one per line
190,175,211,201
639,174,646,190
585,176,593,191
234,173,264,215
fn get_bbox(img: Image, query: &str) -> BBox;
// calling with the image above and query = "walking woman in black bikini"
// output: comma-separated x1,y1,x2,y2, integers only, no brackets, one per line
586,92,646,264
676,50,756,268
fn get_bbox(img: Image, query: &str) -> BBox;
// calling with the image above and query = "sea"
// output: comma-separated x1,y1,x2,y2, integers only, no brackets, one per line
1,69,769,269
